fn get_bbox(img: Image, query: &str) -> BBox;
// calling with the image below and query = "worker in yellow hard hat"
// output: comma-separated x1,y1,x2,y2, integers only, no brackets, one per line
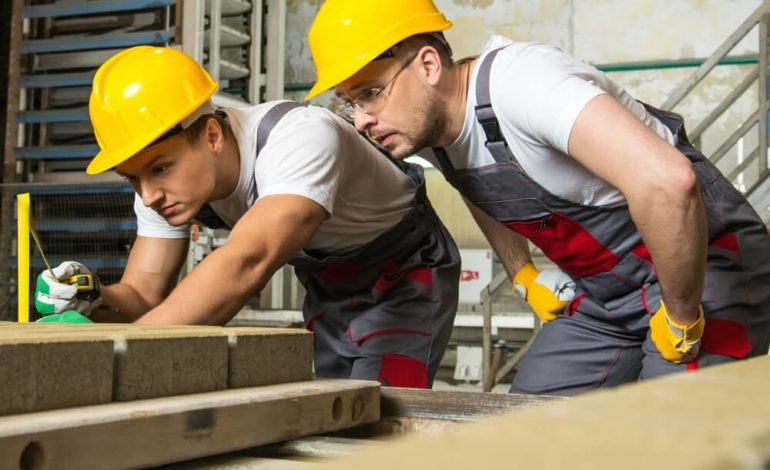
35,45,461,388
305,0,770,395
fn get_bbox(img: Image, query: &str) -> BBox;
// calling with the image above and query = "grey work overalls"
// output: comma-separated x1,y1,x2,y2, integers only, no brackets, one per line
431,48,770,396
194,102,461,388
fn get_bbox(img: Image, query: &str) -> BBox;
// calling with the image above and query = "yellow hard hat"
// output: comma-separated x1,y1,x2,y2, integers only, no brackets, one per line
305,0,452,100
87,46,218,175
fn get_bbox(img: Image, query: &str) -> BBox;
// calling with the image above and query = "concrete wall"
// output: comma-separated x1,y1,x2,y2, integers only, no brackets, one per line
285,0,765,248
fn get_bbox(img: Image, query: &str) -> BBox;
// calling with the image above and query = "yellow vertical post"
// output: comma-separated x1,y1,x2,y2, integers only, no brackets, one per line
17,193,30,323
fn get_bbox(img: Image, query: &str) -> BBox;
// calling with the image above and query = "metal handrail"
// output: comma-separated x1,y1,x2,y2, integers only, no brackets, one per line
661,1,770,111
688,68,759,144
661,0,770,204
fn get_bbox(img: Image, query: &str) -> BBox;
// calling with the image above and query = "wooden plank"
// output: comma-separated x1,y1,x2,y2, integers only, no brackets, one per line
380,388,561,421
311,356,770,470
0,379,379,470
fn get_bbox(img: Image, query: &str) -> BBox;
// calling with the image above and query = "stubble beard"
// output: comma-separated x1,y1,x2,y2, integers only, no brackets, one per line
391,95,446,159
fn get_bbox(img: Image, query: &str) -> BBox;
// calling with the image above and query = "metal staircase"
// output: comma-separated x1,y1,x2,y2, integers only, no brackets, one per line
661,0,770,225
0,0,286,319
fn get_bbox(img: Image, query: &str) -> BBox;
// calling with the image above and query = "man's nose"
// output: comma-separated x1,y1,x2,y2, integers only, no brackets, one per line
140,179,162,208
353,108,377,133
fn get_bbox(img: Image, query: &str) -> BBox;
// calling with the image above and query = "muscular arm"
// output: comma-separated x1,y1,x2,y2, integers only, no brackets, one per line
136,194,326,325
568,94,707,325
90,236,189,323
464,198,532,278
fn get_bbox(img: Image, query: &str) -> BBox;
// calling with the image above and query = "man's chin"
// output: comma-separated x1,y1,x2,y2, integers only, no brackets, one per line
159,211,193,226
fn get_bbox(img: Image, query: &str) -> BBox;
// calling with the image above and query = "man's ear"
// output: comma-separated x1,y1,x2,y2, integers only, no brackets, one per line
417,45,443,86
205,117,225,153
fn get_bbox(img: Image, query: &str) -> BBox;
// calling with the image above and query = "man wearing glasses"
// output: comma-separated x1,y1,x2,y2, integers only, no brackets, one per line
35,45,461,388
305,0,770,396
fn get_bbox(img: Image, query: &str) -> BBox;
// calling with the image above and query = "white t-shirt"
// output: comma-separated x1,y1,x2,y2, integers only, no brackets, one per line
135,103,417,254
420,36,675,207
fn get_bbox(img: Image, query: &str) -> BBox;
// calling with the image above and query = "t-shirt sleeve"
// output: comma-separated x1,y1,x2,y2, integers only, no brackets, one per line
494,44,606,155
134,194,190,239
254,114,345,216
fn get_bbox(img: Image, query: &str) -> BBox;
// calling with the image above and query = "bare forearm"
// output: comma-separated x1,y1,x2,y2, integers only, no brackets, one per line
135,245,273,325
629,180,707,324
90,283,157,323
465,199,531,278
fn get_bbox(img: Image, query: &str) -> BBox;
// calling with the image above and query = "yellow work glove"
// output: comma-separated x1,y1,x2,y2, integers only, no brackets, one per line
513,262,576,323
649,301,705,363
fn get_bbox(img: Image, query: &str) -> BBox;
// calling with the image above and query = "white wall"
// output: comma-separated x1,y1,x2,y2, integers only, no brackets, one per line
284,0,766,246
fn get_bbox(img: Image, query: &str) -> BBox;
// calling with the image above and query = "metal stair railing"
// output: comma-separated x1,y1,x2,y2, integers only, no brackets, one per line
662,0,770,208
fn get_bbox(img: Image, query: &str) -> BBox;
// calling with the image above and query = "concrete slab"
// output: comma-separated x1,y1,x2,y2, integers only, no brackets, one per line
312,356,770,470
0,324,314,402
0,335,113,416
225,327,313,388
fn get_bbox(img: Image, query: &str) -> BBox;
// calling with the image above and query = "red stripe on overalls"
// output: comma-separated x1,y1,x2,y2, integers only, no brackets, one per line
375,263,433,294
312,261,360,283
710,232,740,252
505,213,620,278
378,354,428,388
566,293,586,316
700,317,752,358
687,318,751,371
305,313,324,332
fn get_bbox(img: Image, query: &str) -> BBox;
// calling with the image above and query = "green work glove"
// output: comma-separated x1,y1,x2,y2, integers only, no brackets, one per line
513,262,577,323
36,310,93,324
35,261,102,317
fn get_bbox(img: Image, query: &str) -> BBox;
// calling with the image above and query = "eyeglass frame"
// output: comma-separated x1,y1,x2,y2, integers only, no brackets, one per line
340,48,419,120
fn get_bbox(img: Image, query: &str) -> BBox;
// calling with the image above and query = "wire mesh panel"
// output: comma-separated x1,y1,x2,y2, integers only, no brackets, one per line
1,183,136,321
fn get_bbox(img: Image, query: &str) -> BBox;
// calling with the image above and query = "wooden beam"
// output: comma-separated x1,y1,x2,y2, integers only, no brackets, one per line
0,379,379,470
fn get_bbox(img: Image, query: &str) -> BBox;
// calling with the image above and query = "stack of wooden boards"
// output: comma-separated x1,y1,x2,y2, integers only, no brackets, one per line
0,323,380,469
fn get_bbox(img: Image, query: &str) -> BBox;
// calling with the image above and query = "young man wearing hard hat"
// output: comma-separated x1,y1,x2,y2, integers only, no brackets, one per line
35,45,461,388
305,0,770,395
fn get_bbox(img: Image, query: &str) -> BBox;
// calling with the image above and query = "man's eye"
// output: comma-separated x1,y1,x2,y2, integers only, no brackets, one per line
152,165,169,174
359,88,382,100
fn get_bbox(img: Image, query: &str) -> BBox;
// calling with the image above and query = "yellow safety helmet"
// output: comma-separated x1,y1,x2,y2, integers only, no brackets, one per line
305,0,452,100
87,46,218,175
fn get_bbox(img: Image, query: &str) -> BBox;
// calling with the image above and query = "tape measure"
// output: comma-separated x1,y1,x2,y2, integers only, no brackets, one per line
29,214,100,301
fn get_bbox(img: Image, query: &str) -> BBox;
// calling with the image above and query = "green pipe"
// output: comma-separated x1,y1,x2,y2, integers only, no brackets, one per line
597,55,757,73
283,55,759,93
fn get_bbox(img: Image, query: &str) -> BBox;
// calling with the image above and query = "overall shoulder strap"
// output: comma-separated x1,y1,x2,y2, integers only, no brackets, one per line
256,101,305,157
474,46,517,164
193,101,305,230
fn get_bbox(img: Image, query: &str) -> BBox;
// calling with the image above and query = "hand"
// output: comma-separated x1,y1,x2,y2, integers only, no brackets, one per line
649,301,704,363
35,261,102,317
36,310,93,324
513,262,577,323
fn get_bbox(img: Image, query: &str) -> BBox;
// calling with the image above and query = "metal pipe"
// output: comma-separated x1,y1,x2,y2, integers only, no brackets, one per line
283,56,759,94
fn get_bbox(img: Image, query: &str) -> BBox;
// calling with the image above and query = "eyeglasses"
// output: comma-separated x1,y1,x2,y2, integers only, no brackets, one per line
340,52,418,120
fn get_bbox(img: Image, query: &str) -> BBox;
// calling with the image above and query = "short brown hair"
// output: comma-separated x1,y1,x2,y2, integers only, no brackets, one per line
182,112,233,146
399,32,454,67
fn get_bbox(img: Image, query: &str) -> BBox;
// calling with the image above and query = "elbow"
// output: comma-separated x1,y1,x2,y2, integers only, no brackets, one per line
645,158,699,208
667,161,699,206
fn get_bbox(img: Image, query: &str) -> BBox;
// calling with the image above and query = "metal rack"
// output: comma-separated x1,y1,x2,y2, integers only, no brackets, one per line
0,0,287,319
